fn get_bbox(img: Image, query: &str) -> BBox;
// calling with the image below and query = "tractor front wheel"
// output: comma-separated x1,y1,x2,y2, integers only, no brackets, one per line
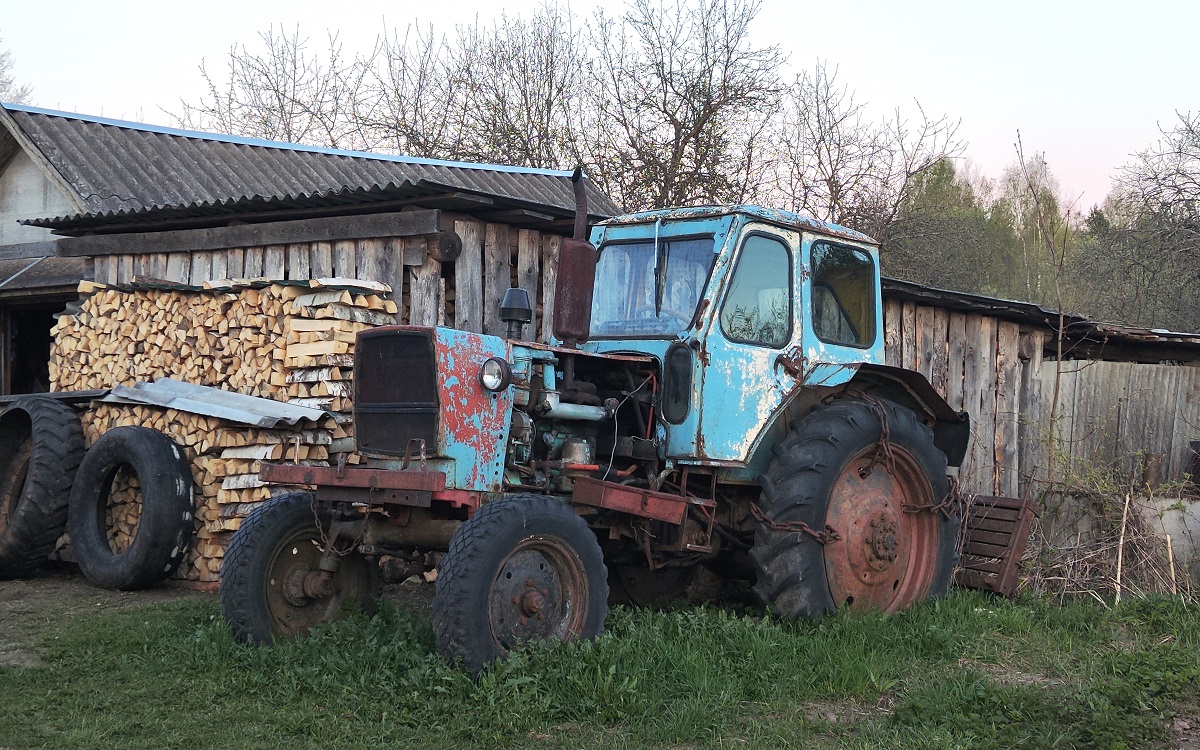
433,493,608,674
220,492,378,644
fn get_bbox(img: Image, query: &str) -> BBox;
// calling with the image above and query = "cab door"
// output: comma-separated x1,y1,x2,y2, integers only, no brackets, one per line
799,238,885,382
689,225,802,462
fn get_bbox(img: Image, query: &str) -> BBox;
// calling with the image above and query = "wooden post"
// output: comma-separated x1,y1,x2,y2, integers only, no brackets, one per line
356,238,385,286
226,248,245,279
243,247,264,278
410,253,441,327
900,301,917,370
995,322,1021,497
263,245,286,280
332,240,356,279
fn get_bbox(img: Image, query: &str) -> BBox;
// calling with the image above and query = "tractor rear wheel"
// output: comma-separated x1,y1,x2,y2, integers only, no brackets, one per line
750,398,959,618
433,493,608,674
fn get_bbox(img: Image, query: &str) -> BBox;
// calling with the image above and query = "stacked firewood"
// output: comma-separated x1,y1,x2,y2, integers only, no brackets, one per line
50,278,397,581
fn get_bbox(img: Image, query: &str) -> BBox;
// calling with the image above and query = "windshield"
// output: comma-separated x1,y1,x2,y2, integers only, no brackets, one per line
590,237,716,337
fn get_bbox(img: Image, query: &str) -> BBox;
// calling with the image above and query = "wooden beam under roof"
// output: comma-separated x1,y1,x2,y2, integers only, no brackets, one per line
55,209,444,258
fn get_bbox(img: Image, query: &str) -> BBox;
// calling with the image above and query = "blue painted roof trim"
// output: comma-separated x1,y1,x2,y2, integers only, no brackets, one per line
600,205,878,245
1,102,574,178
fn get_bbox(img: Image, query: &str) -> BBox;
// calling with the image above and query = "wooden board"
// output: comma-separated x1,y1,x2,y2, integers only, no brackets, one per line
310,242,333,279
883,297,902,368
454,220,484,332
541,235,560,343
482,224,509,337
994,322,1021,497
517,229,541,341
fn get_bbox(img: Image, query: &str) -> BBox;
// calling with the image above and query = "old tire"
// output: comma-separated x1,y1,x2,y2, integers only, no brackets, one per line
220,492,378,645
433,493,608,674
68,426,195,590
751,398,959,619
0,397,85,579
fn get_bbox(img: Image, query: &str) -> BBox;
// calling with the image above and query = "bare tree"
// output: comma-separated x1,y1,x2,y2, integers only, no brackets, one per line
768,61,962,239
362,23,463,159
449,6,587,169
174,26,374,150
583,0,784,210
1119,111,1200,273
0,34,32,104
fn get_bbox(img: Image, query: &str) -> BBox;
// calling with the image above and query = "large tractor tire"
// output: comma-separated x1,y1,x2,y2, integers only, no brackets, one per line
433,493,608,674
68,426,196,590
221,492,378,645
750,398,959,619
0,397,85,579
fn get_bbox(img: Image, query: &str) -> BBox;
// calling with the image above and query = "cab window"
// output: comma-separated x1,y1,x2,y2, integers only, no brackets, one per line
811,242,876,347
720,234,791,348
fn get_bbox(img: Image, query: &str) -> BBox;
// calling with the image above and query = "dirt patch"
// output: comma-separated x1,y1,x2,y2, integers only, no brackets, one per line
0,563,439,669
0,564,207,662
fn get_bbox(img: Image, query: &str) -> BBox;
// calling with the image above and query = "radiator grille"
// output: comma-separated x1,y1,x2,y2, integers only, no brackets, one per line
354,329,439,457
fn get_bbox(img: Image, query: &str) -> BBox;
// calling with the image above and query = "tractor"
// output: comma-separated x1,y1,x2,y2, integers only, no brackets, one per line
220,172,970,673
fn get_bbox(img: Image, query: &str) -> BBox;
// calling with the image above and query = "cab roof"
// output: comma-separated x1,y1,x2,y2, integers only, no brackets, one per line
598,205,878,247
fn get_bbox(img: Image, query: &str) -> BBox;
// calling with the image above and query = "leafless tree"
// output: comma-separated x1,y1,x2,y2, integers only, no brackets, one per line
767,61,963,239
360,23,463,159
0,34,32,104
174,26,374,150
449,7,587,169
1119,111,1200,269
583,0,784,210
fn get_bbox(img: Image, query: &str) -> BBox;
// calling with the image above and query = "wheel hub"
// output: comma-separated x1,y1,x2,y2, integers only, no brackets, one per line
823,449,940,613
488,536,586,652
865,515,899,569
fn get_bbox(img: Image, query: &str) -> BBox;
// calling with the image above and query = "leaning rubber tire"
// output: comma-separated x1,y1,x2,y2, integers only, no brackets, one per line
751,398,959,619
0,397,85,579
433,493,609,674
68,426,195,590
220,492,379,645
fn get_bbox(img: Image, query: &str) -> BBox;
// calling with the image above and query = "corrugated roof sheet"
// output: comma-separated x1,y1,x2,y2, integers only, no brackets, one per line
2,104,620,233
100,379,329,428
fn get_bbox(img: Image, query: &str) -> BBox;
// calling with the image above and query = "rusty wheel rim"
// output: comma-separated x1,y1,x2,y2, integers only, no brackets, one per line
488,535,589,654
264,525,364,638
823,448,939,613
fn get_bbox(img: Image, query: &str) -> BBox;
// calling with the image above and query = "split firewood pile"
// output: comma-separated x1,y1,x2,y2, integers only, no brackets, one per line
49,277,398,581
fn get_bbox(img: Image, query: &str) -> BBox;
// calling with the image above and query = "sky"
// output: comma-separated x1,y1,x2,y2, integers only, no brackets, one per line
3,0,1197,208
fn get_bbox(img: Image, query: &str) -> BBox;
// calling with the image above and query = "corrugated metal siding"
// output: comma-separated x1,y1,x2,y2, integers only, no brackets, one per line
5,106,619,230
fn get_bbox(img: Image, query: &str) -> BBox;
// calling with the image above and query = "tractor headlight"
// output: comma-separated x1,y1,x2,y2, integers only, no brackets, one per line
480,357,512,392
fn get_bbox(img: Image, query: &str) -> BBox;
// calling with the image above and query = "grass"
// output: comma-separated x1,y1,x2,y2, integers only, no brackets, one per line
1,590,1198,749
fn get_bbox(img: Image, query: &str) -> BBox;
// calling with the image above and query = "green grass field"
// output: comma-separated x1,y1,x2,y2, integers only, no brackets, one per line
1,586,1198,749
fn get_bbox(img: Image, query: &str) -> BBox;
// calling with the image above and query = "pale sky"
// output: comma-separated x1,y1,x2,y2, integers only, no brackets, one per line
4,0,1197,208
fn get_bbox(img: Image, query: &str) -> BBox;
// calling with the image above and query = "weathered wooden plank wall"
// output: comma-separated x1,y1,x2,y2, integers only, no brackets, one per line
885,298,1200,497
1039,361,1200,485
91,220,562,344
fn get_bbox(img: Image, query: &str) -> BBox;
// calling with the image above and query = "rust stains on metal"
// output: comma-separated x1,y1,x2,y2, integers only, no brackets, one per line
260,462,446,492
572,476,714,525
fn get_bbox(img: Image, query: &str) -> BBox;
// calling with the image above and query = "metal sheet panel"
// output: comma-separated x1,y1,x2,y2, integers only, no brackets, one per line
100,378,328,427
